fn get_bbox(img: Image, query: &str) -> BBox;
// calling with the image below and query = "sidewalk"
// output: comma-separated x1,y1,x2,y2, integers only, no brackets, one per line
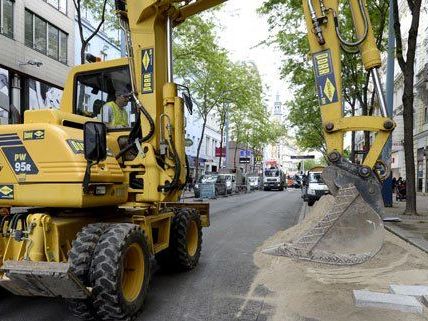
382,194,428,254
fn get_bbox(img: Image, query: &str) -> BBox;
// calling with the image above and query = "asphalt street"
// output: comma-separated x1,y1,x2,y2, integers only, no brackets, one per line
0,189,302,321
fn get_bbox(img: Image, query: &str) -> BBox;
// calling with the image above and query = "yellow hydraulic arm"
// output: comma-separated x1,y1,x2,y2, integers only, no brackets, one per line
302,0,395,170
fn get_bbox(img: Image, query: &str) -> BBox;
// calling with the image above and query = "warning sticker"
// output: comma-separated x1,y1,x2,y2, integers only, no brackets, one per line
141,48,154,94
0,185,13,199
312,50,338,106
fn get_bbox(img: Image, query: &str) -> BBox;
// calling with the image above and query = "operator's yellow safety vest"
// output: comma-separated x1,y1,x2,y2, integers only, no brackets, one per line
105,101,128,127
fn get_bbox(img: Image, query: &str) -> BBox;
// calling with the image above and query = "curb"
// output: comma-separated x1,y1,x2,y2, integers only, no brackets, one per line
384,224,428,254
298,202,308,223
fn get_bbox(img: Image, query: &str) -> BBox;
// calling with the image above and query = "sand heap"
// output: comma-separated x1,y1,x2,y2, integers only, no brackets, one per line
249,199,428,321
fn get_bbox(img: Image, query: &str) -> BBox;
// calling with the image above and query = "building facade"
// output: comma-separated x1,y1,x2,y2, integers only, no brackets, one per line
185,109,222,177
0,0,75,124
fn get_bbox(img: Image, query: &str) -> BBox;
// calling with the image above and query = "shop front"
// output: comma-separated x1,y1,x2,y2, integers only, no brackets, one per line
0,65,63,125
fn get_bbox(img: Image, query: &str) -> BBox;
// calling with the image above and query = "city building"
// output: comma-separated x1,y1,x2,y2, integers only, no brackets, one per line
0,0,75,124
185,109,222,177
265,94,299,174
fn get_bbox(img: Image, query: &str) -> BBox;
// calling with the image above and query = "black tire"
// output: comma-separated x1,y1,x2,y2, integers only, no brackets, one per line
157,208,202,271
67,223,108,321
90,223,151,321
308,200,315,206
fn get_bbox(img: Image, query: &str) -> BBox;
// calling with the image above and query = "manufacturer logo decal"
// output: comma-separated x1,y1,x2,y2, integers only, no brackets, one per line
67,139,113,157
67,139,84,154
24,130,45,140
313,50,338,106
141,48,154,94
0,185,13,199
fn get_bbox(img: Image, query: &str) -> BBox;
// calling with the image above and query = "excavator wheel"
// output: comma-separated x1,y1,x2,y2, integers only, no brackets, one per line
157,208,202,271
67,223,109,320
90,223,151,321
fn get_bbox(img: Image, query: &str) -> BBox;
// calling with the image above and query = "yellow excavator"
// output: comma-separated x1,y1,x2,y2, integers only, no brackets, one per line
0,0,393,320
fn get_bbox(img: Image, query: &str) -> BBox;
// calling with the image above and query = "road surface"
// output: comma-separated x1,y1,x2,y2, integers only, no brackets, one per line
0,189,302,321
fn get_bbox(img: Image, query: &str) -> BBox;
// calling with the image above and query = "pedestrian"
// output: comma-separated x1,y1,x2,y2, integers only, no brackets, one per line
392,177,397,193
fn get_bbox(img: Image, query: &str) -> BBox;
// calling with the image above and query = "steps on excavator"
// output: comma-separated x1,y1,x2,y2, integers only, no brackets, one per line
0,261,90,298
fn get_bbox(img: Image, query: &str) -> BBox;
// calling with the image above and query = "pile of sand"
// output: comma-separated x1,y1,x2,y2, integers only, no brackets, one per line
249,199,428,321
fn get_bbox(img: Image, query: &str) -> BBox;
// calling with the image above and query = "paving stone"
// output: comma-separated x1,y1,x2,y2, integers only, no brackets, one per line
389,285,428,299
353,290,423,314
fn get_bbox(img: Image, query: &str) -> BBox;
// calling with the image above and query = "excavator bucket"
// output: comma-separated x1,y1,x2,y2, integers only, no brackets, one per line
264,160,385,265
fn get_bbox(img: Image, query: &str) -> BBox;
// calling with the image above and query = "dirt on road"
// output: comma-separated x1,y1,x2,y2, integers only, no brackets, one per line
250,198,428,321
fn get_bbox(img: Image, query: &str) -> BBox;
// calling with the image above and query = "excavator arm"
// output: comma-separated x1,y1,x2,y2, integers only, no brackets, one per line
267,0,395,265
303,0,394,169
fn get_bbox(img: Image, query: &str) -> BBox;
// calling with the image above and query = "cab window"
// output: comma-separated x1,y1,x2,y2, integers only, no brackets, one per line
75,66,136,129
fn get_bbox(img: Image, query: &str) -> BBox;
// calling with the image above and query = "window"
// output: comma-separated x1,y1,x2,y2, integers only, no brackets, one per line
28,78,62,110
1,0,14,38
48,24,58,59
45,0,67,14
75,66,135,130
34,15,46,54
425,105,428,124
25,10,68,64
59,31,67,64
25,10,32,46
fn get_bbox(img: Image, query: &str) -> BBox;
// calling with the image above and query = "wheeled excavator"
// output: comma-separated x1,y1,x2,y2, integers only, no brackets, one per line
0,0,393,320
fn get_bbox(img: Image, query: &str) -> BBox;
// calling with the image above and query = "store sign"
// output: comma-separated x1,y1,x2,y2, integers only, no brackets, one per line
215,147,226,157
239,149,252,163
290,155,315,159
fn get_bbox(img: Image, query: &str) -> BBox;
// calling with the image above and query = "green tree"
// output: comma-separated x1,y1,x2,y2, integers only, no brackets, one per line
259,1,389,154
174,15,234,181
74,0,116,64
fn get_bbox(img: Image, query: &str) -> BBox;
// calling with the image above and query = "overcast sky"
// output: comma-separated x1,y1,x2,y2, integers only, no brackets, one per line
215,0,289,112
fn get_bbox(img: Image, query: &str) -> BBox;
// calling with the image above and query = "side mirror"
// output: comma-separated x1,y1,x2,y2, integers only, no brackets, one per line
84,121,107,162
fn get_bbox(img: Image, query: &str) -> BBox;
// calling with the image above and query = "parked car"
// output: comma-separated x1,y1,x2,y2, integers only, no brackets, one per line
194,174,227,198
302,167,330,206
218,173,236,194
247,176,261,190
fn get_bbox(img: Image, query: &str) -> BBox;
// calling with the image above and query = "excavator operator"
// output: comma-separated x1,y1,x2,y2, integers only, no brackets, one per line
102,89,131,128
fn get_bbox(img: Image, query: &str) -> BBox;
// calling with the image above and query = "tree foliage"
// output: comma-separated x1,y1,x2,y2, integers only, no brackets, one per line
174,15,286,178
259,0,389,153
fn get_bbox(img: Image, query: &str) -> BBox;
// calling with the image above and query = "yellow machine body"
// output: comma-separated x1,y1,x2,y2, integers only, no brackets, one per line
0,1,219,303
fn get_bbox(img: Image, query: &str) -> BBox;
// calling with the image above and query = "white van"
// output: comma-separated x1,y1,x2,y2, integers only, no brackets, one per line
302,167,330,206
219,173,236,194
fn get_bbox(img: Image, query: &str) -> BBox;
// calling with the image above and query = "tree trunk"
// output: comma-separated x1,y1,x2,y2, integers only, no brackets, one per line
195,117,208,183
402,73,417,214
392,0,422,215
233,142,238,170
218,123,224,169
